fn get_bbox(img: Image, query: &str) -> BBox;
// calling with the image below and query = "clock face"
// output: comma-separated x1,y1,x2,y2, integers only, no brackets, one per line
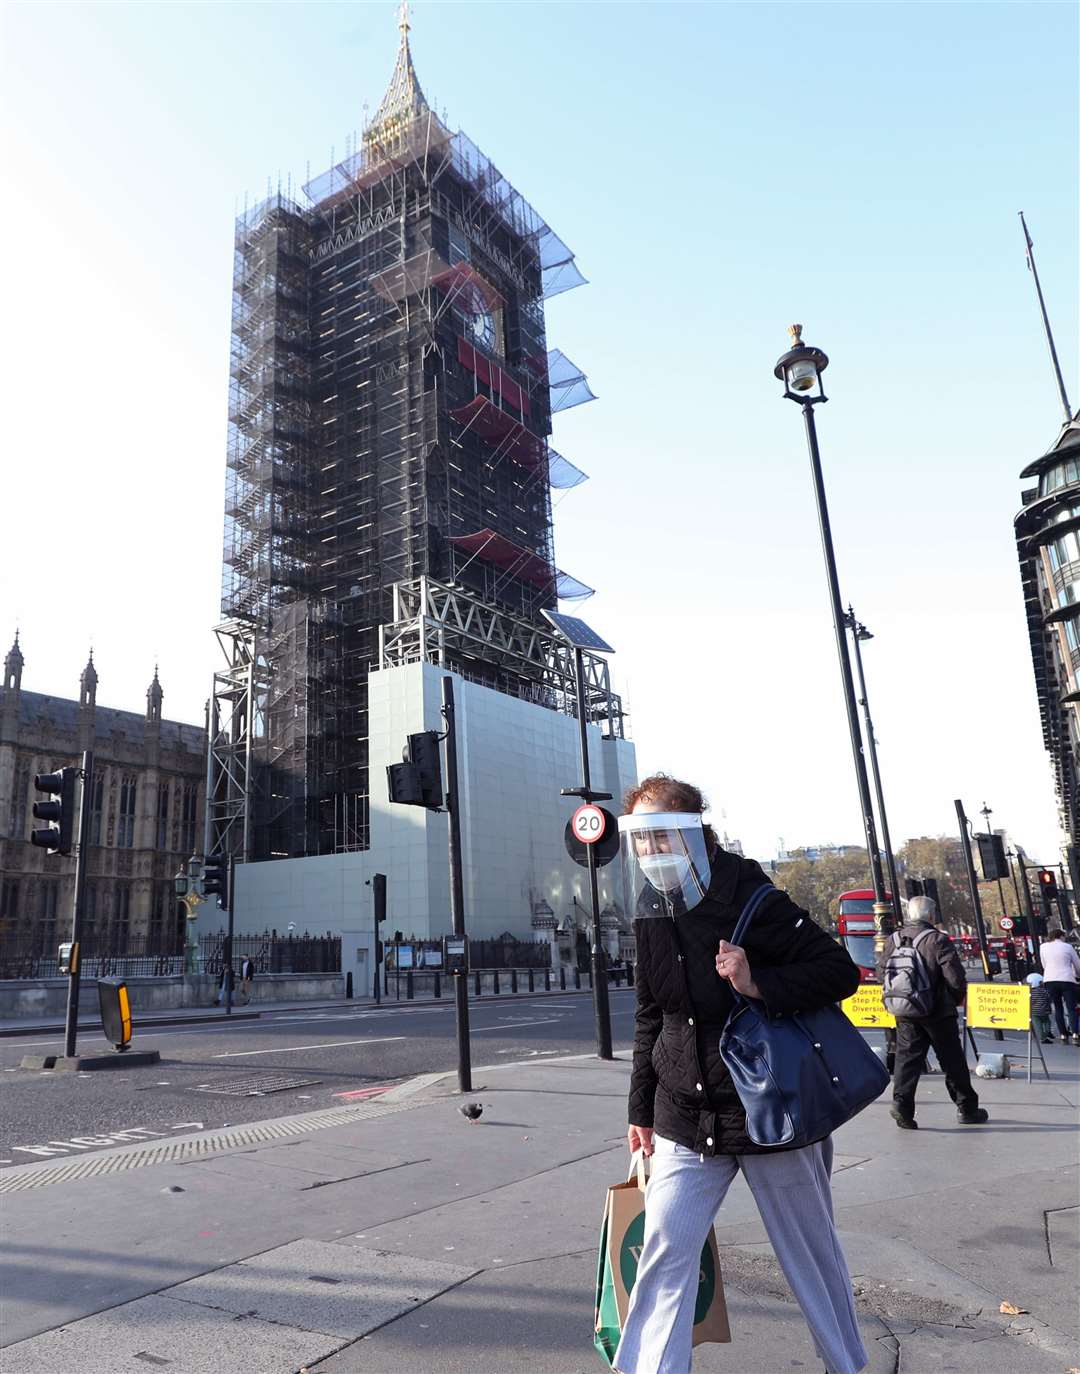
470,308,496,352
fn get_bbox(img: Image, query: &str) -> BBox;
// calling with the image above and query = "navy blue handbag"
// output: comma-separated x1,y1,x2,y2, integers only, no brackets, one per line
718,885,890,1148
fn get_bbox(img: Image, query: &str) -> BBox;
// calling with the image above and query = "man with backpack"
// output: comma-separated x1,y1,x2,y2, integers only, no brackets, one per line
878,895,988,1130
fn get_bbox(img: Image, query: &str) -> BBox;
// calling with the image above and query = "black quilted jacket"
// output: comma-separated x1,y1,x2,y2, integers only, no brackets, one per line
628,847,861,1155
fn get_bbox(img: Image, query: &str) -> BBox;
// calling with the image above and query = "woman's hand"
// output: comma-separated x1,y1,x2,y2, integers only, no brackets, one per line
628,1124,654,1157
715,940,761,1000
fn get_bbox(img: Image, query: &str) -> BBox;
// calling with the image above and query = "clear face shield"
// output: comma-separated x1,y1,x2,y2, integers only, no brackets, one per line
618,812,712,918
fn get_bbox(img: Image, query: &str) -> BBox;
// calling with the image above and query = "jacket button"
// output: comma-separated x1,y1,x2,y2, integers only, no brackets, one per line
696,1082,703,1092
706,1136,714,1146
688,1017,694,1026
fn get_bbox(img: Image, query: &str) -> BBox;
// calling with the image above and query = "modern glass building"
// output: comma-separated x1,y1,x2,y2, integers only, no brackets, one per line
1016,411,1080,872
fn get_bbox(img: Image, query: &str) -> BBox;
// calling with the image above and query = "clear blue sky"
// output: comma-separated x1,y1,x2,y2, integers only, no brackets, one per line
3,2,1077,864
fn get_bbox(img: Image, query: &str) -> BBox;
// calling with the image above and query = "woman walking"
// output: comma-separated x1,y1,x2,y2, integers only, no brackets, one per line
614,774,867,1374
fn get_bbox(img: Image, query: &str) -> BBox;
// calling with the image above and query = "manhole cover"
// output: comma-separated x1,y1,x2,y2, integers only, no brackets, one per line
192,1074,321,1097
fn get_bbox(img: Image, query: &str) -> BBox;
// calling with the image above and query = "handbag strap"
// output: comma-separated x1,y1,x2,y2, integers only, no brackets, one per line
730,883,776,946
627,1148,649,1188
723,883,776,1017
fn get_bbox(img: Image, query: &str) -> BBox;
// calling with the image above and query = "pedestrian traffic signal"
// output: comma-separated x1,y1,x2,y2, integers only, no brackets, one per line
1038,869,1058,899
202,854,229,910
387,731,443,809
30,767,77,855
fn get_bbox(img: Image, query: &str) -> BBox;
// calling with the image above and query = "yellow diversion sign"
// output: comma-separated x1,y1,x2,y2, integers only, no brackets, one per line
841,985,896,1028
966,983,1030,1031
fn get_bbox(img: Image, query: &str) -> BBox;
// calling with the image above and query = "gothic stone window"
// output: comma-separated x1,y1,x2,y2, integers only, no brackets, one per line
89,771,106,846
113,885,131,946
180,784,198,855
40,881,59,955
157,782,170,850
7,762,30,839
1,878,21,931
118,775,137,849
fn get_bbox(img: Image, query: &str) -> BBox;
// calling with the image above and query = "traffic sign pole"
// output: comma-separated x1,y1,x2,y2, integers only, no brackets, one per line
63,751,94,1062
572,645,612,1061
441,676,472,1094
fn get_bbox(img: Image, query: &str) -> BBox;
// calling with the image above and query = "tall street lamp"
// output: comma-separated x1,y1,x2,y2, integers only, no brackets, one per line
845,609,903,930
774,326,891,946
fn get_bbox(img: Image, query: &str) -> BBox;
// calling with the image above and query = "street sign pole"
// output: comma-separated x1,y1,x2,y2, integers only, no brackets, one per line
441,675,472,1093
63,751,94,1061
224,855,235,1017
955,798,1003,1041
572,646,613,1061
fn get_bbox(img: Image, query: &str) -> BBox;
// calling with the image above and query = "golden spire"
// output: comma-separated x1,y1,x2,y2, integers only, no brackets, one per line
365,1,430,151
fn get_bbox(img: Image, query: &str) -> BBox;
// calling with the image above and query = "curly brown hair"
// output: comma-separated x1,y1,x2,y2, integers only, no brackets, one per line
622,773,718,849
624,773,707,815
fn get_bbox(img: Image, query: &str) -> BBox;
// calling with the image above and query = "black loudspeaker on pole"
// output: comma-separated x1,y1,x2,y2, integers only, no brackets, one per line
63,751,94,1061
441,676,472,1093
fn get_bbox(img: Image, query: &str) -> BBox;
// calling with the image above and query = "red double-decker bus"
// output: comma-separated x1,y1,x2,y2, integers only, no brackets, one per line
836,888,890,980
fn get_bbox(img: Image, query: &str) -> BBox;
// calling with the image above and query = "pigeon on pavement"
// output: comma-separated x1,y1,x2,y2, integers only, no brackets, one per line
459,1102,483,1123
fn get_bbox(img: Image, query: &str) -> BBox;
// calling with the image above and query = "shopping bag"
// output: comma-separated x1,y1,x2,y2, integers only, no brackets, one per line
594,1150,730,1368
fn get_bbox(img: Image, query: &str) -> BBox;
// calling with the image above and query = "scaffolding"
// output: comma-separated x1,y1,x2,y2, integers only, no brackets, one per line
379,577,625,737
213,22,601,859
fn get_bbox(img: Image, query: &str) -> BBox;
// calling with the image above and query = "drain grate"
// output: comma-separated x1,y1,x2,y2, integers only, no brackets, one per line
191,1074,321,1096
0,1098,420,1194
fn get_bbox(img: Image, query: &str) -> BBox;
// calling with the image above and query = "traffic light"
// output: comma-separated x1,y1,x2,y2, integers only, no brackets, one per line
30,768,77,855
1038,868,1058,899
387,731,443,809
922,877,941,914
202,854,229,910
976,833,1009,881
904,878,924,898
372,872,386,965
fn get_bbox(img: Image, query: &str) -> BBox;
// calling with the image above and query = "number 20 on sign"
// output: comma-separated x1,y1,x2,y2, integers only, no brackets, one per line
572,804,606,844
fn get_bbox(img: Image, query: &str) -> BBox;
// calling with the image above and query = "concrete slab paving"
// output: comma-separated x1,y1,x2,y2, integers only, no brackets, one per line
0,1292,347,1374
166,1239,478,1339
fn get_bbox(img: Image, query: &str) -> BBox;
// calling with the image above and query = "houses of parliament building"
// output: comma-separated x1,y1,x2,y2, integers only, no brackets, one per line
0,635,206,955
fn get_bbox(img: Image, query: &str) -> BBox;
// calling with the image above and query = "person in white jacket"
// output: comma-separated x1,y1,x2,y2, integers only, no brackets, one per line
1039,930,1080,1045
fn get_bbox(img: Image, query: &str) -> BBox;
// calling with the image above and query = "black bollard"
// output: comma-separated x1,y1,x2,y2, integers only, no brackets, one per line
493,970,500,995
475,970,482,997
544,967,551,992
406,971,414,1000
511,969,518,993
345,970,353,1000
574,967,581,990
560,966,566,991
434,971,441,999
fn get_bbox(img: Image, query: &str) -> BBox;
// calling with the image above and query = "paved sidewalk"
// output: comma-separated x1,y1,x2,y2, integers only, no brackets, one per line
1,1041,1077,1373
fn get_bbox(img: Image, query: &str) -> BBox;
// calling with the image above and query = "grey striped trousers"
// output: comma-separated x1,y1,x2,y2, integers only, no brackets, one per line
614,1134,867,1374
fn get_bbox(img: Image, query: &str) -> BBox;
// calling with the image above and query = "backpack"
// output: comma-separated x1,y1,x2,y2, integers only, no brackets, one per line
881,929,937,1019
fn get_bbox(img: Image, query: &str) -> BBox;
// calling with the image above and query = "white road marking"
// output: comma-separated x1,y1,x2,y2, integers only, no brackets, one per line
212,1035,407,1059
470,1017,561,1033
12,1126,167,1157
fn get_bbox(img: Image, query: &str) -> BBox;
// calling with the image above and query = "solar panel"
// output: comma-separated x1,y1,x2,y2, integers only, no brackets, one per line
541,610,615,654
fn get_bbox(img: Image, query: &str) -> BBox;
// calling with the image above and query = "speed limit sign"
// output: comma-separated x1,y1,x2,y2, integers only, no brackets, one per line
572,804,607,844
999,916,1015,931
